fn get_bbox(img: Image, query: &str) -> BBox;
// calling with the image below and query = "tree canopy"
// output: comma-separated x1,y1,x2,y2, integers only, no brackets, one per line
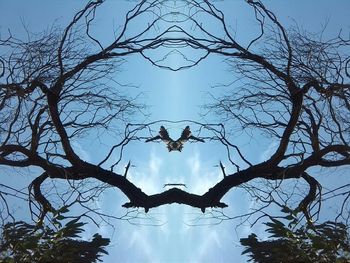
240,211,350,262
0,213,110,263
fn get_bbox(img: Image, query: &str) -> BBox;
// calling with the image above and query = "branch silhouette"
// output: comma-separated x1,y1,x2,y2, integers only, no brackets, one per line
0,0,349,225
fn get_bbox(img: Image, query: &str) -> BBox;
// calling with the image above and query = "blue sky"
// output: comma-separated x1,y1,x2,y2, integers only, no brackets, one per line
1,0,350,262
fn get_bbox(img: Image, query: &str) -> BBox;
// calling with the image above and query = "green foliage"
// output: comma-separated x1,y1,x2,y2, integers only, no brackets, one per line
240,210,350,263
0,213,110,263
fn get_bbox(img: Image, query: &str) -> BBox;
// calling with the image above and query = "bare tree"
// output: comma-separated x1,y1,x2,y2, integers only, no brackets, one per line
0,0,349,229
191,0,350,223
0,0,183,223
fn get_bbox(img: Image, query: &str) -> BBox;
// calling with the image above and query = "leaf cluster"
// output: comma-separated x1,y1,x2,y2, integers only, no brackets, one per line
0,213,110,263
240,209,350,263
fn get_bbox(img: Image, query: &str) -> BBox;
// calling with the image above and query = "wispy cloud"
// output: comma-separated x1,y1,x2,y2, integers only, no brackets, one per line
72,141,91,162
111,150,165,262
187,150,222,195
128,230,159,262
99,148,247,263
259,141,278,162
128,150,163,194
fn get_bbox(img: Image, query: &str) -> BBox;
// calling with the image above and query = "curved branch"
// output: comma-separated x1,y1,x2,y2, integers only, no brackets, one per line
88,165,292,213
47,93,84,166
296,172,322,223
29,172,54,223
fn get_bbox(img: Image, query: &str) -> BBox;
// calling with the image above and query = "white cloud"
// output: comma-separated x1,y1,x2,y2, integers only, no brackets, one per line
72,141,91,162
195,230,222,261
98,147,247,262
105,149,166,262
187,150,222,195
259,141,278,162
149,151,162,176
128,230,157,262
128,150,163,194
189,151,201,177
